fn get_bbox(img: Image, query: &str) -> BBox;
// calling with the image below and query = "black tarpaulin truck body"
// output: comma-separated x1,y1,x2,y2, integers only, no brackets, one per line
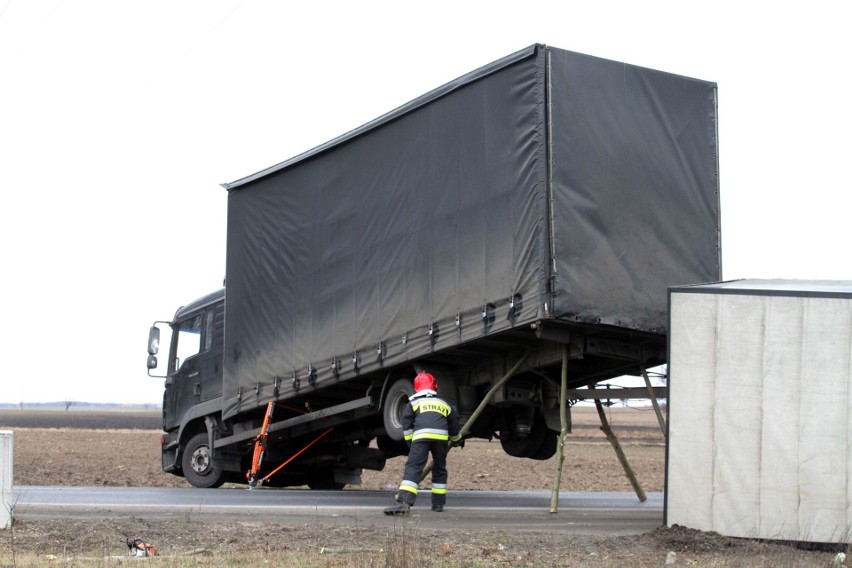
220,44,720,421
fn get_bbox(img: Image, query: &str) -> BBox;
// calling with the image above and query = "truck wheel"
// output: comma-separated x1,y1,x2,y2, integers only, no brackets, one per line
307,475,346,490
530,429,558,460
181,432,226,488
383,378,414,441
377,435,410,457
499,431,541,458
499,414,549,458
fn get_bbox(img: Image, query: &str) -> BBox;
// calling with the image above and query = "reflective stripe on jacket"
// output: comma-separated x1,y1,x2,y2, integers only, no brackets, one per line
402,392,461,443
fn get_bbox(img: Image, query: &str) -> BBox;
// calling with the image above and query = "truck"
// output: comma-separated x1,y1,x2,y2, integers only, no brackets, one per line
146,44,720,489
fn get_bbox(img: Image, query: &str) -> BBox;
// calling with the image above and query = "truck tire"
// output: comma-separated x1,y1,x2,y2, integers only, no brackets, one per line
499,410,552,459
530,429,558,460
377,435,410,457
181,432,226,488
383,378,414,441
499,427,545,458
307,474,346,490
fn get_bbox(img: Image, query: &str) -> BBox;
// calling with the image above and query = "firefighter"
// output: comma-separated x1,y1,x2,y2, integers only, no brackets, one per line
384,371,462,515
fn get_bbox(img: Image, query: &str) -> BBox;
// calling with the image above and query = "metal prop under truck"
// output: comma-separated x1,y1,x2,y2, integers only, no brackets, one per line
146,44,720,489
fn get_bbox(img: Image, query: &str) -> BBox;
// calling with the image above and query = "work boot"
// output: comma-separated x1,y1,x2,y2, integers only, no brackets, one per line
431,504,444,512
383,502,411,516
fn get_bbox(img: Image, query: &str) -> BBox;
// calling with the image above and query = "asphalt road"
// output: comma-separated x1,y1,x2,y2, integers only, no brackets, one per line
12,486,663,536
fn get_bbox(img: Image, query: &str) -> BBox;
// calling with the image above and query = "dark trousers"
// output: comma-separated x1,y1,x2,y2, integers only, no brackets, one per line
398,440,449,507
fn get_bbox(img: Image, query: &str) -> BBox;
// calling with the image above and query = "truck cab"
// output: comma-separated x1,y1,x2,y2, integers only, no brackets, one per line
148,288,390,489
148,289,227,486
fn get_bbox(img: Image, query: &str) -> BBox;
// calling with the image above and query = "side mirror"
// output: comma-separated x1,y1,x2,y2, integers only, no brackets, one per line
148,326,160,355
146,322,169,378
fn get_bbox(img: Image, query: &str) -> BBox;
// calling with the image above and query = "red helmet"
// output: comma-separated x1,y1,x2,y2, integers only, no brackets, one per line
413,372,437,392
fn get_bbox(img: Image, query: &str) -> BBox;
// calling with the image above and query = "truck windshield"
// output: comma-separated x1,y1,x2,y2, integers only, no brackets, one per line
173,314,203,372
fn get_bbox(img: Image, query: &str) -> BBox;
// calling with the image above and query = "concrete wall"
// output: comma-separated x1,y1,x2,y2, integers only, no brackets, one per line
667,283,852,543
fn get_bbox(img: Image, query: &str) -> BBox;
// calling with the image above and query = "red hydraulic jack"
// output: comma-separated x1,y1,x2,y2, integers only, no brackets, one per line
246,401,335,489
247,402,275,488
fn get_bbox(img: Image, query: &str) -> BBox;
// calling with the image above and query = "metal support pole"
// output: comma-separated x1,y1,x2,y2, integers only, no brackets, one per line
549,344,569,513
640,363,667,439
595,399,646,502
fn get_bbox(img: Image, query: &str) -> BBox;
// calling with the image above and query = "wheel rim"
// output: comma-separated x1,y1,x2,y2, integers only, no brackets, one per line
388,391,407,430
190,445,211,475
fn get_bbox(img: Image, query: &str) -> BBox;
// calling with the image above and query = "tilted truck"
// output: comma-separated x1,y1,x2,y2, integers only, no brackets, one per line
147,44,720,489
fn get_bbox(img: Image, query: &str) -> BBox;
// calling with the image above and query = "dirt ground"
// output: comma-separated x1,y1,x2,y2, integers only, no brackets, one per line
0,407,844,566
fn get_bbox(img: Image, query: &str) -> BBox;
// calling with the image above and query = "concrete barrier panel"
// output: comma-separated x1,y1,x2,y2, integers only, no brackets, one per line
667,280,852,543
0,430,11,529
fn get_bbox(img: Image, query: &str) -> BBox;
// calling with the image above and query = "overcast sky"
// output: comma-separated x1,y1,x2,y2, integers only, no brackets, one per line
1,1,849,404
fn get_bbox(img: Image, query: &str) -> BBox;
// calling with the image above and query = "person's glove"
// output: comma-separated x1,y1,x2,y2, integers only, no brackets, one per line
451,438,465,449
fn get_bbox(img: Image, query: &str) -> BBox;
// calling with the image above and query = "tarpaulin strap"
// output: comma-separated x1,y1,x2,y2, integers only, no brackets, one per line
261,426,334,482
246,401,275,488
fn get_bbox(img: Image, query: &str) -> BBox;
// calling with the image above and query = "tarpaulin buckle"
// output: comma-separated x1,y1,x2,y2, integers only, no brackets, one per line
482,303,496,332
429,323,439,345
508,294,523,324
